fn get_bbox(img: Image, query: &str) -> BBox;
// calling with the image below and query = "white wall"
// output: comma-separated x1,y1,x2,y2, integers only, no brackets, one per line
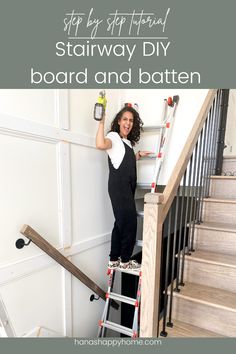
0,88,208,337
124,89,208,185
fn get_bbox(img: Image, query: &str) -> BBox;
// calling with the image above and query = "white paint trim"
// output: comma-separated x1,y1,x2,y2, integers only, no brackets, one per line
57,142,72,247
56,93,73,337
54,90,70,130
62,266,72,337
0,113,95,148
0,232,110,287
0,113,58,143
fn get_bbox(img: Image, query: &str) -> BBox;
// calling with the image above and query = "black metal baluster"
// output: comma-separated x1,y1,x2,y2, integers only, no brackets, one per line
190,130,203,251
167,187,180,327
206,96,218,196
180,155,193,285
198,116,210,223
205,105,215,198
175,171,187,292
188,141,198,253
196,123,207,223
160,208,172,337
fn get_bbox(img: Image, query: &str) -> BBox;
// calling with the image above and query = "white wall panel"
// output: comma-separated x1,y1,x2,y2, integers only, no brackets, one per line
69,89,124,137
0,265,63,336
0,90,56,126
0,134,59,265
71,144,114,244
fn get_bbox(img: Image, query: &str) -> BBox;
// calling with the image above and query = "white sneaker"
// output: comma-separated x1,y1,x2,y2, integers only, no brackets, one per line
119,260,141,270
108,260,120,269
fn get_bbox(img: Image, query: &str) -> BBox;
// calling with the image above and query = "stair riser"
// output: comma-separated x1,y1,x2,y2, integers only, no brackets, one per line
203,201,236,224
210,179,236,199
222,159,236,174
171,296,236,337
184,260,236,293
193,228,236,255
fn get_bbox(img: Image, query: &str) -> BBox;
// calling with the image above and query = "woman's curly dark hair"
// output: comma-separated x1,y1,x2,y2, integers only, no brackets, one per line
109,107,143,146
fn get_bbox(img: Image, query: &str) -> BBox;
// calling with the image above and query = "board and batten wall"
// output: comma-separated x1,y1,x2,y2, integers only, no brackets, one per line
0,89,208,337
0,89,124,337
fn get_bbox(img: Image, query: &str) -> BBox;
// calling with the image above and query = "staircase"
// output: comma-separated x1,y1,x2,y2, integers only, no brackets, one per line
166,157,236,337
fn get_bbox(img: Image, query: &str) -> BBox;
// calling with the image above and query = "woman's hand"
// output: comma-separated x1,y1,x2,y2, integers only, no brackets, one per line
136,151,154,160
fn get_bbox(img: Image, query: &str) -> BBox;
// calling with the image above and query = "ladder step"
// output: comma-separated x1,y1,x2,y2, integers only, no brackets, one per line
114,267,141,276
136,183,151,189
135,240,143,247
109,292,137,306
138,154,156,160
143,125,165,132
137,210,144,217
101,321,133,337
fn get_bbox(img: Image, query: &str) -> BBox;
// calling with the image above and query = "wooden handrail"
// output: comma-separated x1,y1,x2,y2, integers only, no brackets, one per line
162,89,217,221
20,225,119,310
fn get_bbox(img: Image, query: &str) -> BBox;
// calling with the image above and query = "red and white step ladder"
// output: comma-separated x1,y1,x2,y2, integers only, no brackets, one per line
150,95,179,193
98,268,142,338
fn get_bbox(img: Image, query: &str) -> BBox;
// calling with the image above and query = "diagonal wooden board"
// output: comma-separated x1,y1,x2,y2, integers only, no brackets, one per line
20,224,119,310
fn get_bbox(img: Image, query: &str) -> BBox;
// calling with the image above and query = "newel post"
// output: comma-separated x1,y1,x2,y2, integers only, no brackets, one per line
140,193,164,337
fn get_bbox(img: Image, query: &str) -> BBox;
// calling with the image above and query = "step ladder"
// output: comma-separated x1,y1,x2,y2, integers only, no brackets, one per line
98,268,142,338
149,95,179,193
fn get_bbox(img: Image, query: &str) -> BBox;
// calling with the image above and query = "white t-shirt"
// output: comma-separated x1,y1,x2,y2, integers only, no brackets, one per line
106,132,133,169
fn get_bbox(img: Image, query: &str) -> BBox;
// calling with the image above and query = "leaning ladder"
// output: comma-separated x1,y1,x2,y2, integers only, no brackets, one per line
98,268,142,338
150,95,179,193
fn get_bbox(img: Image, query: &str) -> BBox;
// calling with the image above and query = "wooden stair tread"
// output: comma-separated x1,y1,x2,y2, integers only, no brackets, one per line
160,319,224,338
185,250,236,268
171,282,236,312
203,197,236,204
195,221,236,233
223,155,236,160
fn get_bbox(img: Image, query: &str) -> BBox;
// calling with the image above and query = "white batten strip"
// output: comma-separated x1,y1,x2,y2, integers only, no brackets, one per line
57,140,73,336
57,142,72,247
56,91,72,337
0,113,95,148
62,262,72,337
55,90,70,130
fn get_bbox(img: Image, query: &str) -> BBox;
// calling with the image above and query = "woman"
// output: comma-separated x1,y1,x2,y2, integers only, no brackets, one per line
96,106,151,270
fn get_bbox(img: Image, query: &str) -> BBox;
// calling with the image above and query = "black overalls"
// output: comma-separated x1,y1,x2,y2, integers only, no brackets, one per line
108,140,137,263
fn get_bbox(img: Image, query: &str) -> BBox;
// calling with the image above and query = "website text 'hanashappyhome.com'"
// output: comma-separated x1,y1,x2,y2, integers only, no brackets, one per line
74,338,162,347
